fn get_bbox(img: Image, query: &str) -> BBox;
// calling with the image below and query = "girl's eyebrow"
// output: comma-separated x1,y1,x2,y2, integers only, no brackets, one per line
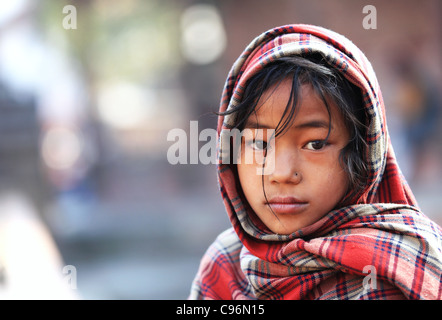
294,120,332,130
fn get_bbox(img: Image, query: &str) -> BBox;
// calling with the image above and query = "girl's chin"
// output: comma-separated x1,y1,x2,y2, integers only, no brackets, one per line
265,219,308,235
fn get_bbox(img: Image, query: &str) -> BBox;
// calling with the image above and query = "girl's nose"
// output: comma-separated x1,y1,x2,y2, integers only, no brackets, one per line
268,147,302,185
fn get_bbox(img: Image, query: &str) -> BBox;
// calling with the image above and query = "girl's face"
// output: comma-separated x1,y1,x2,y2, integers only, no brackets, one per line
237,80,350,235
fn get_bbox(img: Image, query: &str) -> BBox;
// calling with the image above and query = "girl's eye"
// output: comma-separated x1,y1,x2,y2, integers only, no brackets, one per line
304,140,327,151
249,139,268,151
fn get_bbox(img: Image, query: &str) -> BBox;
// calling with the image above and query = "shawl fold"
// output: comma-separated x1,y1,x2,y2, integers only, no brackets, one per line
190,24,442,300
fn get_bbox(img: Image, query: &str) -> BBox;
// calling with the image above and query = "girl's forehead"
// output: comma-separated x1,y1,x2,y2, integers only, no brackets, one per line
250,81,341,127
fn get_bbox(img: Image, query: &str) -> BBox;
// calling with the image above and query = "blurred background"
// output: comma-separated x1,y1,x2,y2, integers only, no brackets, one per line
0,0,440,299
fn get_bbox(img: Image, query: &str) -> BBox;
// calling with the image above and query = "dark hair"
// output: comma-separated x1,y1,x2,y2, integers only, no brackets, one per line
220,54,368,204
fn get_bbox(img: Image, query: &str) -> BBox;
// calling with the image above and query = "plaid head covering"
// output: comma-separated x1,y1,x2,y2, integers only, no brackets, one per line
190,24,442,300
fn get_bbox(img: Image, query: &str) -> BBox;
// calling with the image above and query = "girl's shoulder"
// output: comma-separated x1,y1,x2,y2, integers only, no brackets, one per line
189,228,253,299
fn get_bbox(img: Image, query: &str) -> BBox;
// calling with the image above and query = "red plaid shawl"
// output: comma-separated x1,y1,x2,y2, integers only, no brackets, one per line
189,24,442,300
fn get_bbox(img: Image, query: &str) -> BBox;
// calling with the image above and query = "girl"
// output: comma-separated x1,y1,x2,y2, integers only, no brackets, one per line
189,24,442,300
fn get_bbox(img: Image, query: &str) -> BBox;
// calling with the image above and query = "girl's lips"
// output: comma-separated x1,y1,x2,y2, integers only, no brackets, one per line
266,197,308,214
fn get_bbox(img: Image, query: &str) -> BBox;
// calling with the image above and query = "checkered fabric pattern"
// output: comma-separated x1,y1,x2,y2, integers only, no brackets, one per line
190,24,442,300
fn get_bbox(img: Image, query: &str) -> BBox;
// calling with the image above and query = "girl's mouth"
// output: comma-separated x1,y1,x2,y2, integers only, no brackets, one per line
266,196,308,214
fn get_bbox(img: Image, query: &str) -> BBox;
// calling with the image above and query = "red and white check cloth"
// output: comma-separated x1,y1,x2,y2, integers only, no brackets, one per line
189,24,442,300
